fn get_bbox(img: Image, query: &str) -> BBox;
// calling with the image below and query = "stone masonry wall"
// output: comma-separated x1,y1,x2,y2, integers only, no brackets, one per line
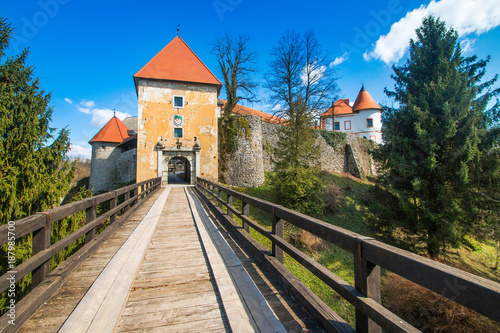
115,148,137,185
89,144,137,193
223,115,265,187
221,114,377,187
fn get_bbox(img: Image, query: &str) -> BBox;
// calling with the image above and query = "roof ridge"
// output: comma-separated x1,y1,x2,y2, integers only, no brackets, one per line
133,37,178,77
177,37,221,85
133,37,221,88
114,116,126,141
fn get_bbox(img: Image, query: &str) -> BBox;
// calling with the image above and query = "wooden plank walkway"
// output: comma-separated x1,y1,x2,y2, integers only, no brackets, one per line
18,186,320,332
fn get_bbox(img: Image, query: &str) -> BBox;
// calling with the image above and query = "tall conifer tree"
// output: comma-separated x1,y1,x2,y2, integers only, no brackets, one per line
0,17,74,225
0,17,77,311
377,16,499,256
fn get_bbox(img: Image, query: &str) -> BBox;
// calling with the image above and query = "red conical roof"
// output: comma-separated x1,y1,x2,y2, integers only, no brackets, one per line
352,85,382,112
133,36,222,90
89,117,130,144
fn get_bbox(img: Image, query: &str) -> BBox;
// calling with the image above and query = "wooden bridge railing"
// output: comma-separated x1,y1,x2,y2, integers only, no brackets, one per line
0,177,161,329
196,177,500,333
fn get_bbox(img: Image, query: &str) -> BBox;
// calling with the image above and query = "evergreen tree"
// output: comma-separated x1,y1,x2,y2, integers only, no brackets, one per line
0,17,76,311
0,17,75,224
274,97,319,170
377,16,499,256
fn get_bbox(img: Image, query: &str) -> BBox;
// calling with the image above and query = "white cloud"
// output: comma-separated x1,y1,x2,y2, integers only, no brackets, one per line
271,104,283,112
301,63,326,86
69,144,91,159
91,108,131,128
78,107,90,114
365,0,500,64
460,38,476,53
332,52,348,66
80,100,96,108
64,97,73,104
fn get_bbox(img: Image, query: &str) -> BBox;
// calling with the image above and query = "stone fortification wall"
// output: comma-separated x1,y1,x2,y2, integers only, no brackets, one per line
115,148,137,185
89,145,137,193
221,114,377,187
222,115,265,187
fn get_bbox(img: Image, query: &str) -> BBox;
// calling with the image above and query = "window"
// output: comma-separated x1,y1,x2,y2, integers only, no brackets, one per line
174,128,183,138
367,118,373,128
344,121,351,130
369,135,376,141
173,96,184,108
334,122,340,131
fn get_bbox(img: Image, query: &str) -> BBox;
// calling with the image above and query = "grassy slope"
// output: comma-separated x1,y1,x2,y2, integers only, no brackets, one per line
235,172,500,330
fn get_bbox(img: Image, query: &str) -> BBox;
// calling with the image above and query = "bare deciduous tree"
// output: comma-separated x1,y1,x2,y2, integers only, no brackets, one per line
265,30,339,118
211,34,258,119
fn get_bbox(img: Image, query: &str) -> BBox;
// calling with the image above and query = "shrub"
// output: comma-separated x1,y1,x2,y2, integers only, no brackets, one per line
323,184,343,215
269,167,325,218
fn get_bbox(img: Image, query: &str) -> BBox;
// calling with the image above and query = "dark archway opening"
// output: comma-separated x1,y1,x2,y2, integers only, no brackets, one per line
167,157,191,184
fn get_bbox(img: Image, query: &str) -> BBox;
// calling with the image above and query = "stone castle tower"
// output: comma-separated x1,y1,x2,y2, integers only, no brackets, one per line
133,36,222,185
89,116,137,192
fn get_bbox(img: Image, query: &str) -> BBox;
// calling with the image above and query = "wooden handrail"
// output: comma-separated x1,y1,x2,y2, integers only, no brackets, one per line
196,177,500,332
0,177,161,294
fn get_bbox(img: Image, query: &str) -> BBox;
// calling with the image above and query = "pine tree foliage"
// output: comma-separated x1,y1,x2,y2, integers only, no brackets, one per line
376,16,499,256
0,17,77,312
273,97,319,170
0,17,75,224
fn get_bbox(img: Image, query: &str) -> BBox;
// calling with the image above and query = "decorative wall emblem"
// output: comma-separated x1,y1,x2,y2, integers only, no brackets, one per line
173,115,184,127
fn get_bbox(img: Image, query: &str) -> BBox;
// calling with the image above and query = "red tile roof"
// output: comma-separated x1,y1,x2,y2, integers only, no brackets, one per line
220,100,285,124
352,86,382,112
89,117,130,144
134,37,222,90
321,98,353,117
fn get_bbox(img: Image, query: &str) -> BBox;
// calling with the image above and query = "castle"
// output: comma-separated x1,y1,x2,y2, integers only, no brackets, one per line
319,86,383,144
89,36,381,192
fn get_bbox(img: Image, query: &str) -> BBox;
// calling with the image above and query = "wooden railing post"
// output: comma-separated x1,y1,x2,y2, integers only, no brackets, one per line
110,191,117,224
241,199,250,233
32,213,51,288
124,190,130,213
218,189,223,209
85,199,96,244
133,187,138,206
227,194,233,220
354,237,381,333
272,207,284,263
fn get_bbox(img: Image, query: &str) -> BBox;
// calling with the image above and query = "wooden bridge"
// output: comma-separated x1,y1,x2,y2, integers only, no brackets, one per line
1,178,499,332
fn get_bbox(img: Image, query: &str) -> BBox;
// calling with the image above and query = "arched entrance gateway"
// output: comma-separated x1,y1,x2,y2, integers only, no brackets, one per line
157,143,201,186
166,156,190,184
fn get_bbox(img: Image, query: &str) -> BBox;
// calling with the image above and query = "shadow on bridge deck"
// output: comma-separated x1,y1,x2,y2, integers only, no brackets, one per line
18,186,320,332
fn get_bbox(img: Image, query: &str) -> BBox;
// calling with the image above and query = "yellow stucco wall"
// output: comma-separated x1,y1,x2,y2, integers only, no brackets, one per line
136,79,219,182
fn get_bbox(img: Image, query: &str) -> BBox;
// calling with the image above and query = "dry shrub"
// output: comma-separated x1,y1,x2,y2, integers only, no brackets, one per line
288,229,327,253
72,158,91,183
323,184,343,214
382,272,500,332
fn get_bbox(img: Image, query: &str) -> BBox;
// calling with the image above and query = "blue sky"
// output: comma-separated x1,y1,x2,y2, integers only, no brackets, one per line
1,0,499,158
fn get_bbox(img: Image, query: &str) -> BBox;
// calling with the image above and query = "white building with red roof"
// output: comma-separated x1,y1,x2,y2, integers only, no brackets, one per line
320,85,383,144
